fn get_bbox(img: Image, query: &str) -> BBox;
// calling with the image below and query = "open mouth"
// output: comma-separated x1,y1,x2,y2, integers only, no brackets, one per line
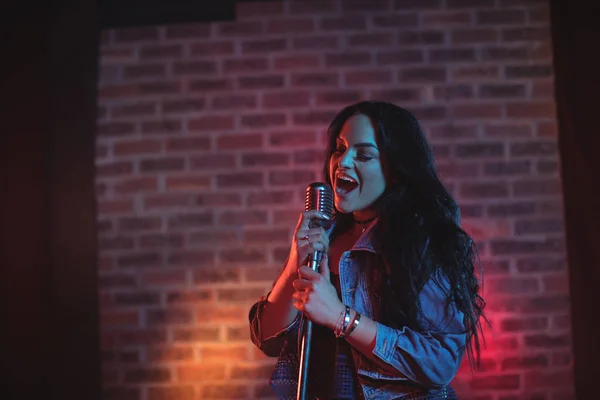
335,175,358,195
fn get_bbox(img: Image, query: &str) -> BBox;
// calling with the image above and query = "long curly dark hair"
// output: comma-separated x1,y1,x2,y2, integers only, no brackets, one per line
322,101,487,368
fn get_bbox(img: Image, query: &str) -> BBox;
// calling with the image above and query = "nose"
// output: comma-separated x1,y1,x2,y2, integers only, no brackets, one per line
338,149,353,169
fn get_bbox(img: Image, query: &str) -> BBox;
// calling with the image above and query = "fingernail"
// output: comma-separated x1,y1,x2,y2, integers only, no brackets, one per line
320,213,331,220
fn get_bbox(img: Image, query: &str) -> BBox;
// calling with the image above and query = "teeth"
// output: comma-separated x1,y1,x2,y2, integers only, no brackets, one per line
336,173,356,183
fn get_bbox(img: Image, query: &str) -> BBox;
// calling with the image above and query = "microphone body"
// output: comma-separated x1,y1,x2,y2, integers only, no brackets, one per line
297,182,333,400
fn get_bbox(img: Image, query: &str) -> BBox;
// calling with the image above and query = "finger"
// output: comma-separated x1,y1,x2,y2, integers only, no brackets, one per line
298,265,322,280
298,210,331,230
292,279,312,291
319,253,331,282
292,291,307,302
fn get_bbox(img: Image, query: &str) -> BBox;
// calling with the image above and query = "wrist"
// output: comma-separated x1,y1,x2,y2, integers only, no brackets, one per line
328,302,346,331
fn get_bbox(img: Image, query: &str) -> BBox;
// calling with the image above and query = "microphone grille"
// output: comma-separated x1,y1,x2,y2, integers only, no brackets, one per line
305,182,334,218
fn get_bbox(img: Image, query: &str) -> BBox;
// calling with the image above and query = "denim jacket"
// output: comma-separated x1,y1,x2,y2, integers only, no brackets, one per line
248,220,466,400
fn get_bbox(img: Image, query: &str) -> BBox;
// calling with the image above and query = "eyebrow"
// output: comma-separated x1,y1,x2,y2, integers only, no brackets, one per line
336,140,378,150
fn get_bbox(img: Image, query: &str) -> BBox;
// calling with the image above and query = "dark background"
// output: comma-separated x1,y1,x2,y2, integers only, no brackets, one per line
0,0,597,398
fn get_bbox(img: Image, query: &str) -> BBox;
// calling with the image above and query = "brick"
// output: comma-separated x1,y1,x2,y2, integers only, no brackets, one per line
176,364,226,382
147,346,195,362
140,157,185,173
98,122,136,137
216,172,264,188
269,131,317,147
399,67,447,83
513,179,561,197
500,317,548,332
188,78,232,92
219,210,269,226
529,6,551,23
292,35,340,50
453,104,502,118
123,64,166,79
398,30,446,45
491,239,563,255
269,170,317,186
243,228,292,244
99,273,137,289
428,124,478,140
452,28,498,44
436,162,480,179
410,106,447,121
114,177,158,194
118,253,162,269
115,27,159,43
484,161,531,176
230,364,273,380
210,94,257,110
242,38,287,54
342,0,391,11
479,84,526,98
422,11,471,26
432,84,474,100
430,48,476,62
344,70,393,85
453,65,500,80
101,47,135,63
167,291,213,305
394,0,443,9
477,9,526,25
242,152,290,167
291,72,339,87
138,233,184,249
103,387,140,400
147,386,195,400
273,54,320,70
525,369,573,390
456,143,505,159
166,137,210,152
141,269,187,286
165,175,210,190
532,81,555,98
537,160,558,174
168,251,215,267
289,0,337,14
217,286,268,301
139,45,182,60
374,88,421,103
267,18,315,34
216,133,263,150
219,247,267,263
506,64,553,78
247,191,295,207
484,123,533,138
488,277,540,295
226,326,250,341
517,257,565,273
325,52,372,68
238,75,285,90
144,194,192,210
294,149,327,165
167,213,213,229
525,334,571,349
376,50,424,64
503,27,551,42
348,33,394,47
537,121,557,137
189,41,235,56
241,113,287,128
99,236,135,251
193,268,240,284
195,193,243,207
124,367,171,383
172,61,217,76
217,21,264,37
263,91,312,108
141,119,182,135
115,291,160,306
543,273,570,293
502,354,549,370
481,46,532,61
273,246,292,262
97,161,133,177
372,14,419,28
117,329,167,346
137,82,182,96
101,310,140,327
460,182,509,198
188,115,235,131
162,97,206,114
114,139,162,156
292,110,338,126
118,217,162,232
471,374,520,390
316,90,363,106
510,141,557,157
201,384,249,399
223,58,268,73
146,309,193,326
320,16,367,32
506,102,556,118
487,202,536,217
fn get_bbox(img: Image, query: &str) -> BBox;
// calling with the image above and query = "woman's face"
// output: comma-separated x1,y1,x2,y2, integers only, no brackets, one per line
328,114,387,218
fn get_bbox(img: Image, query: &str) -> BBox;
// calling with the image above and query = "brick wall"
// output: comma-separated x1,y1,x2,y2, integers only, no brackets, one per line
96,1,573,399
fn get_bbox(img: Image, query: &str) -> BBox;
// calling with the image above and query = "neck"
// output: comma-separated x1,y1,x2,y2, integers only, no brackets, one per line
352,210,377,223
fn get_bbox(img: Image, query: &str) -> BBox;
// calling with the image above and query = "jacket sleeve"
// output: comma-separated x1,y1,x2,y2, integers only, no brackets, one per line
370,276,467,388
248,293,301,358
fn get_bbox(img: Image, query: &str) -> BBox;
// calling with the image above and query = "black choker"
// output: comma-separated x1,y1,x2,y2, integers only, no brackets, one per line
353,216,377,232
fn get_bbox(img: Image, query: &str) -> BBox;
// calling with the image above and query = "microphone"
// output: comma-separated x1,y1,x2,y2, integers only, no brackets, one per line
297,182,333,400
304,182,334,271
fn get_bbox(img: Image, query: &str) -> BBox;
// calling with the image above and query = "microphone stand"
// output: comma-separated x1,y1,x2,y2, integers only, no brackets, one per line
296,250,322,400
